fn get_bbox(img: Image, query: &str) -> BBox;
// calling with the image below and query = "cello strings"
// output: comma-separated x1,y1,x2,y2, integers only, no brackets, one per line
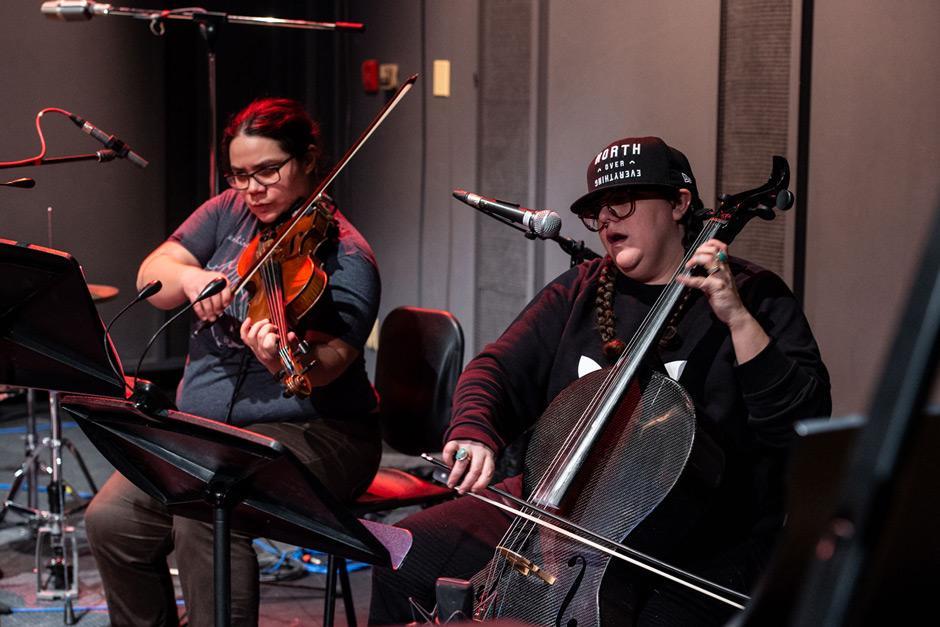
528,219,721,504
472,490,747,610
480,220,724,612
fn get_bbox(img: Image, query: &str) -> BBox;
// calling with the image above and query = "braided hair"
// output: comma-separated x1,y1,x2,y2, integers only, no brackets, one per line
593,254,699,361
590,188,704,360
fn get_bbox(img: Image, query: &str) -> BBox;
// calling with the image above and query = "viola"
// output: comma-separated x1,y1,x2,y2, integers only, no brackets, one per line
193,74,418,398
467,157,795,625
235,196,338,397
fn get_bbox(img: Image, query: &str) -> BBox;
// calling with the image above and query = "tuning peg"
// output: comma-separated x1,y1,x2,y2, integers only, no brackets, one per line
776,189,794,211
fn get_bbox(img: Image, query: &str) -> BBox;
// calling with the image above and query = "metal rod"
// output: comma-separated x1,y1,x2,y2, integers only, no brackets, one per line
100,5,363,31
26,389,39,509
213,505,230,627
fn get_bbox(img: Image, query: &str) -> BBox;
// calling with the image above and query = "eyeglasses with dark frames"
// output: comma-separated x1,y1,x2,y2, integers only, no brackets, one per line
578,189,676,232
224,156,293,190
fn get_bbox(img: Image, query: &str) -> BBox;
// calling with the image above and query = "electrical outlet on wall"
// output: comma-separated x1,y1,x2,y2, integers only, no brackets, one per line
379,64,399,91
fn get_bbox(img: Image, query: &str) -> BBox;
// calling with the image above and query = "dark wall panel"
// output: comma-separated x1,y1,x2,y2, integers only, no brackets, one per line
475,0,536,353
717,0,792,278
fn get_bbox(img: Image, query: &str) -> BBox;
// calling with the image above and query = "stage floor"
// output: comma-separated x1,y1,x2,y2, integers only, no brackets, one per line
0,393,423,626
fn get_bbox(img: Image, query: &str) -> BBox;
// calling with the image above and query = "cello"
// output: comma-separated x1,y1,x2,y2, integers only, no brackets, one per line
459,157,795,625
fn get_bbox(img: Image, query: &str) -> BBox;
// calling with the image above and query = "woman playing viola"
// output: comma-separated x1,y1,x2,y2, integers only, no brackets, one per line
85,98,382,627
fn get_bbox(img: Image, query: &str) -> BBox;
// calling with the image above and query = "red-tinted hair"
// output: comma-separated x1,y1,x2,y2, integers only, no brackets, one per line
220,98,322,176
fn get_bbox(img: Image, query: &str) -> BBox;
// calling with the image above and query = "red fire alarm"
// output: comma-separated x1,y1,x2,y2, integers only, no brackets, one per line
362,59,379,94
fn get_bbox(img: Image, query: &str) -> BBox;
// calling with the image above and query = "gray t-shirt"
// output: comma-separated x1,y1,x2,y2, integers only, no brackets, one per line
168,189,380,426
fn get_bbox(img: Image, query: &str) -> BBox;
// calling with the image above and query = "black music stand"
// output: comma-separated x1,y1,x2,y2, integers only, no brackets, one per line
59,394,412,627
0,239,125,396
0,239,124,623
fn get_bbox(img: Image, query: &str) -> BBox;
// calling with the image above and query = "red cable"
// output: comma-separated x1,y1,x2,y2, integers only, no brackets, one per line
0,107,74,167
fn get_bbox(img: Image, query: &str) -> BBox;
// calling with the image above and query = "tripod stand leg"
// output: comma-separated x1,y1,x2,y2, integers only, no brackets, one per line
338,558,357,627
324,554,338,627
60,438,99,493
65,597,76,624
0,445,47,522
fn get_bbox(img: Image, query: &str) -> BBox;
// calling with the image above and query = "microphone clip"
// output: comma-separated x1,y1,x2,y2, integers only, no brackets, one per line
130,379,177,415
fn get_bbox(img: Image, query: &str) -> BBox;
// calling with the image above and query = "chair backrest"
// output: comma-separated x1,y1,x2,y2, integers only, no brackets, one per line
374,306,464,456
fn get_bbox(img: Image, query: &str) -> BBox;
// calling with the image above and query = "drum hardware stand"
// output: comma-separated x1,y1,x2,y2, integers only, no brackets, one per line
1,391,97,625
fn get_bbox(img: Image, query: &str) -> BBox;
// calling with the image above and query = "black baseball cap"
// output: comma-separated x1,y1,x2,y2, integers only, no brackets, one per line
570,136,703,214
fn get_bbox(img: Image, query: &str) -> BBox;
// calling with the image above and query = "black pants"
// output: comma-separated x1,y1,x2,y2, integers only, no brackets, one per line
369,479,772,626
85,416,381,627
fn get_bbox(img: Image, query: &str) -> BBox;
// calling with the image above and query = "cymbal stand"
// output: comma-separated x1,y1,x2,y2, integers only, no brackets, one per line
2,392,94,624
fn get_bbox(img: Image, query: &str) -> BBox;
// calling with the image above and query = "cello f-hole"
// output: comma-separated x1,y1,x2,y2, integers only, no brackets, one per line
555,554,587,627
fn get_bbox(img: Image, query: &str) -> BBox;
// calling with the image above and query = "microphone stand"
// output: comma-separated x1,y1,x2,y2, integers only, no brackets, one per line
65,4,365,198
0,150,119,170
475,207,601,267
550,233,601,267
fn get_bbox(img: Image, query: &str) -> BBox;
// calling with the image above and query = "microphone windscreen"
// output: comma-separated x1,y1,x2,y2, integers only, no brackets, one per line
138,280,162,300
533,210,562,239
196,277,227,301
41,1,96,21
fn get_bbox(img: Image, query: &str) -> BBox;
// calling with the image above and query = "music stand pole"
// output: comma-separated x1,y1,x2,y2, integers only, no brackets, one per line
208,490,232,627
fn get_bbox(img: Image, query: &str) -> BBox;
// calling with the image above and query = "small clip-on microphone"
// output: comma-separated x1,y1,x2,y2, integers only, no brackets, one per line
130,277,227,414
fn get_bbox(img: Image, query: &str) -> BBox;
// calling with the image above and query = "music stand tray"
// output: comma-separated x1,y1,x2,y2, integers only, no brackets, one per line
60,394,412,626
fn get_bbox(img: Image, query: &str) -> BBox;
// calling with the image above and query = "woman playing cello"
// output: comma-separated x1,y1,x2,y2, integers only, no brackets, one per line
369,136,831,625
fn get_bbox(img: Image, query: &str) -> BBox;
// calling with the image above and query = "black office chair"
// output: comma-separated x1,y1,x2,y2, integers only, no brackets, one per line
323,306,465,626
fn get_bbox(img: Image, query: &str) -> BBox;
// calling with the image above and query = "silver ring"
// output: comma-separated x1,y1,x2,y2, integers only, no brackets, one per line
715,250,729,264
454,447,471,462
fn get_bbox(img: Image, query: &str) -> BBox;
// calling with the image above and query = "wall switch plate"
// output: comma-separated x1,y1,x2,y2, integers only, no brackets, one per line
379,63,399,91
433,59,451,97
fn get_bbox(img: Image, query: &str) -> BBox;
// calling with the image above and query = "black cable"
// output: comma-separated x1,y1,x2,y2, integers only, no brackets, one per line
224,350,251,425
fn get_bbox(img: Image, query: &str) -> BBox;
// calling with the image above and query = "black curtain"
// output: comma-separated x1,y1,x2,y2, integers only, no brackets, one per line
156,0,347,359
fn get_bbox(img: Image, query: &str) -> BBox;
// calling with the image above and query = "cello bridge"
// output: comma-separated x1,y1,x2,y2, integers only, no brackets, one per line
496,546,556,585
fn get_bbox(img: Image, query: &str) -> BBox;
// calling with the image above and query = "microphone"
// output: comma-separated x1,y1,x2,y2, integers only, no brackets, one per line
67,112,149,169
131,277,227,413
102,280,163,396
0,178,36,189
453,189,562,239
41,1,110,21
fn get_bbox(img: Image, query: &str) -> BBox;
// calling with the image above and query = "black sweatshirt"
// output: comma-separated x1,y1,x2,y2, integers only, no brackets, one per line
445,256,831,566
